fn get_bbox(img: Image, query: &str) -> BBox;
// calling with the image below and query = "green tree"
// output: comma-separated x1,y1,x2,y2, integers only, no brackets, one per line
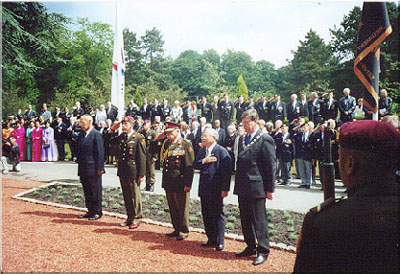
2,2,70,117
236,74,249,100
221,50,255,87
123,28,146,87
56,18,113,109
141,27,164,69
284,29,333,98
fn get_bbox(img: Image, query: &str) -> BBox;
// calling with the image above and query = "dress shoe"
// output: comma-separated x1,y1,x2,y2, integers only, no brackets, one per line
128,223,140,229
165,231,179,237
297,185,306,188
235,247,256,257
304,185,310,189
88,214,102,220
176,234,188,241
120,221,132,227
216,244,224,251
77,212,92,219
252,253,268,266
201,241,216,247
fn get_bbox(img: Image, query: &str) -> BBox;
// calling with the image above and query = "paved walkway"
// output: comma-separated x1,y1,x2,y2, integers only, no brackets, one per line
3,161,346,213
1,178,295,272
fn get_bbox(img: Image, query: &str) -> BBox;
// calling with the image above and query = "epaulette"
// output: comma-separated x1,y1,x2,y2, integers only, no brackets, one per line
310,196,346,214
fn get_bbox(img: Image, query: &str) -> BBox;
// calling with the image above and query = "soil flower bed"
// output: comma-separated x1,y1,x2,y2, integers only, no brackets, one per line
23,183,305,247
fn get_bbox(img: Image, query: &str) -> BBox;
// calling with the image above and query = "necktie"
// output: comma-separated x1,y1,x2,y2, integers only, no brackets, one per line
246,134,251,145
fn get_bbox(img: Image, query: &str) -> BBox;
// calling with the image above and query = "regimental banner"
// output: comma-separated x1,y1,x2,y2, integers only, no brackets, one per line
354,2,392,113
111,0,125,121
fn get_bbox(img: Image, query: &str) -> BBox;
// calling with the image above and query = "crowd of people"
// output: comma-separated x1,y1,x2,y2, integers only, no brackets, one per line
2,87,396,189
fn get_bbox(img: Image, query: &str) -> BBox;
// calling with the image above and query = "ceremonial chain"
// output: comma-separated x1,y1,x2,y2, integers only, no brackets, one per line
241,132,265,149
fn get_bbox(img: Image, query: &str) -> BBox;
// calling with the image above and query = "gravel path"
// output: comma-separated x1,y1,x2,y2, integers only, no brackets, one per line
2,178,296,272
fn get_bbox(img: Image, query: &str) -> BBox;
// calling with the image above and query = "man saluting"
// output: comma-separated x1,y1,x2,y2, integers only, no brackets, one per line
110,116,146,229
77,115,105,220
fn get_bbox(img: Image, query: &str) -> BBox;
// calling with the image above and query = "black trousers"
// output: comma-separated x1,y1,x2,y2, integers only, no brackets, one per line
200,195,226,245
55,139,65,160
80,175,102,215
238,196,270,255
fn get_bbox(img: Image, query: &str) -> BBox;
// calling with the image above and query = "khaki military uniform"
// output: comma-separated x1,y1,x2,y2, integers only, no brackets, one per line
160,137,195,236
113,131,146,225
143,128,158,187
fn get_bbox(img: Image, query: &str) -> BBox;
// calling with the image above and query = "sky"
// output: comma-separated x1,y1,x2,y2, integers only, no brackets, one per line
43,0,363,68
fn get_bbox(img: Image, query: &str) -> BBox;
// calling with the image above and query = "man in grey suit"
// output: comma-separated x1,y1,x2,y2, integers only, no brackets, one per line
234,109,276,266
77,115,105,220
339,88,356,124
193,128,232,251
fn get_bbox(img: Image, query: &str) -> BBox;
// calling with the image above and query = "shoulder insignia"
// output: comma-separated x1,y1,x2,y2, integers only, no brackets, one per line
141,139,146,145
310,196,346,214
188,146,193,152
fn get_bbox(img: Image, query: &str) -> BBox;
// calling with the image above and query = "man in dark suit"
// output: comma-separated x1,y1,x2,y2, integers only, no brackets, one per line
255,96,271,122
219,93,235,129
76,115,105,220
106,101,118,122
338,88,356,124
299,94,309,118
110,116,146,229
287,94,302,123
294,120,399,272
73,101,85,118
235,95,247,122
193,128,232,251
322,92,339,121
213,120,226,146
270,94,286,123
161,98,172,122
151,99,163,123
234,109,276,266
211,95,221,125
308,92,324,126
126,100,139,118
140,98,151,121
54,117,67,161
25,104,36,119
199,97,213,123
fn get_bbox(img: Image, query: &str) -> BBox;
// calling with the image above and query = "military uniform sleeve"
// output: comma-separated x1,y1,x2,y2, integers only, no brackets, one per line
137,135,147,177
260,135,276,193
183,141,195,187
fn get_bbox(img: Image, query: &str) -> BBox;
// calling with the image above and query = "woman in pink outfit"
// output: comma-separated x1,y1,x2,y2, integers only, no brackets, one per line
31,121,43,162
41,121,58,162
12,120,26,161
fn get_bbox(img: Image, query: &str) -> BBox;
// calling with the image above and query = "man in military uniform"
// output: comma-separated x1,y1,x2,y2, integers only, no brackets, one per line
142,120,158,192
219,94,234,129
234,109,276,266
160,122,195,240
294,120,399,272
110,116,146,229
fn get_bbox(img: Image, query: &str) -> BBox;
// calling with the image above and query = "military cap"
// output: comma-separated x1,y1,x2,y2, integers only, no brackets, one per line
164,121,180,132
123,116,135,125
339,120,400,159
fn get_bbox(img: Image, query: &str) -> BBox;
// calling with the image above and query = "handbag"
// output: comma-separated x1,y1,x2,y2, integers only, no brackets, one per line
43,140,50,149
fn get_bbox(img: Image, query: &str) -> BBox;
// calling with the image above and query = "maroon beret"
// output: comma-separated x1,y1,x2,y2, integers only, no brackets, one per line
123,116,135,124
339,120,400,159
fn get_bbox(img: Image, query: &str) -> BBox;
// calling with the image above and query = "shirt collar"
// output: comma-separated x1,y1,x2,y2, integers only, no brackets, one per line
85,126,94,137
207,142,217,155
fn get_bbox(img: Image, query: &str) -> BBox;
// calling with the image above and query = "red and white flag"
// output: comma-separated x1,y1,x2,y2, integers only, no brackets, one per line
111,0,125,121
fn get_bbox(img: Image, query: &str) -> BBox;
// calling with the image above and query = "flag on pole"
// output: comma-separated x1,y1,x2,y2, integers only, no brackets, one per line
354,2,392,116
111,0,125,121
